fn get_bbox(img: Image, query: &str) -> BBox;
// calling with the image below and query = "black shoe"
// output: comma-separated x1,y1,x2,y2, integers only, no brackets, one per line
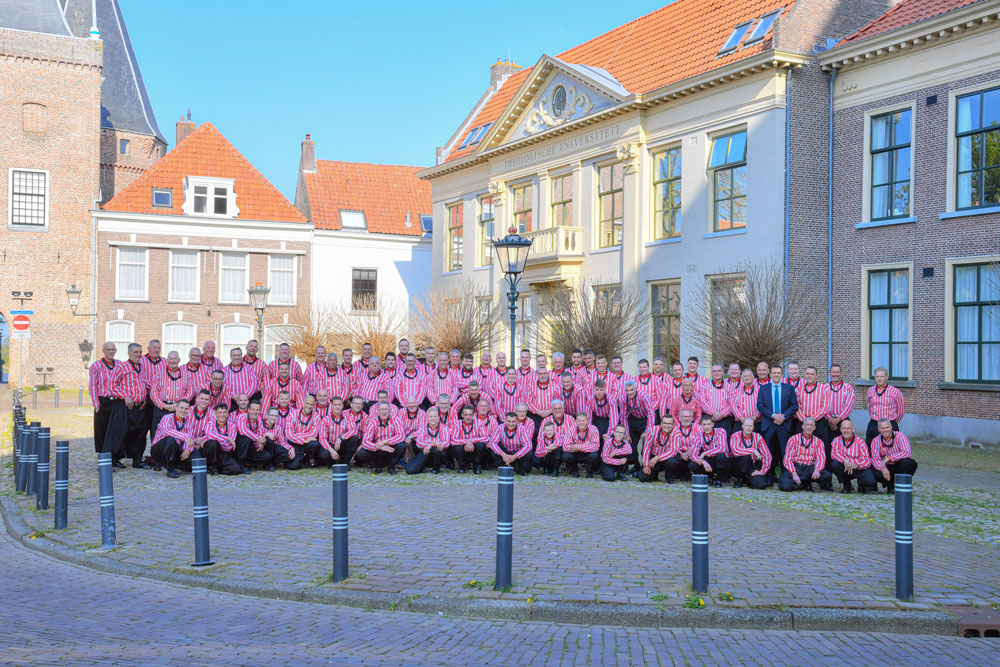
586,471,594,479
153,465,163,472
571,470,580,478
266,465,276,471
112,460,127,469
432,468,440,474
518,469,527,476
665,477,674,484
551,470,559,478
473,465,482,475
734,480,743,488
241,467,251,475
166,468,179,479
616,471,626,481
373,467,383,474
387,466,396,475
714,480,722,488
458,466,466,474
209,470,217,475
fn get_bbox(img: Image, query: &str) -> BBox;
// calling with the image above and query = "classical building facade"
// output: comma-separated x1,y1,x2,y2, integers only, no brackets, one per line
294,136,432,321
95,121,312,362
420,0,893,371
821,0,1000,446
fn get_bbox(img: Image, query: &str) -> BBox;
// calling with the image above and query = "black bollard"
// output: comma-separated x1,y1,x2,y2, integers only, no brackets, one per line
332,464,349,582
97,452,117,549
13,420,23,489
691,474,709,594
36,427,50,510
25,424,38,497
17,423,38,494
190,454,214,567
54,441,69,529
495,466,514,590
894,473,914,602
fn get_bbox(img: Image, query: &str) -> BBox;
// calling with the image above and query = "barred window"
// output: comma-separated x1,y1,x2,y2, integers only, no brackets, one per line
10,169,47,226
352,268,377,310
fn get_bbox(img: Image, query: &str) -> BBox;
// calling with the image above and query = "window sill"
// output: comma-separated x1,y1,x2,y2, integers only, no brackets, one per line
855,216,917,229
590,246,622,255
939,205,1000,220
268,302,296,307
113,298,149,303
644,237,682,248
937,381,1000,392
853,378,915,388
166,300,201,305
442,269,463,276
473,265,492,272
217,301,250,306
7,224,49,232
703,228,747,239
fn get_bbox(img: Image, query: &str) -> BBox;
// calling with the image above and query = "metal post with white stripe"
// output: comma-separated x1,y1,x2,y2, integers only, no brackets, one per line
332,464,349,582
495,466,514,591
691,474,710,594
35,427,50,510
190,455,214,567
12,418,24,490
894,473,914,602
25,423,39,496
54,441,69,529
97,452,116,549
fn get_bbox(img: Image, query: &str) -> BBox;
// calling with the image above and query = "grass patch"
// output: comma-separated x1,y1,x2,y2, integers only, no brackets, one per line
912,442,1000,474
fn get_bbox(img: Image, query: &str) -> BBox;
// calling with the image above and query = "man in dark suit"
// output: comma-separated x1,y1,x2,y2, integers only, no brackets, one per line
757,365,798,480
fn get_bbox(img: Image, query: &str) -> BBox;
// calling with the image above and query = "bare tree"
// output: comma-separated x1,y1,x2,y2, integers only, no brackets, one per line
533,279,648,359
285,297,408,360
684,258,827,369
411,280,502,354
284,304,341,361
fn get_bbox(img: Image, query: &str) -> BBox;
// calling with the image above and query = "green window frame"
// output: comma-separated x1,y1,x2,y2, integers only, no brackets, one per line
709,130,747,232
597,163,624,248
652,147,682,240
478,195,494,266
870,109,911,220
868,269,909,380
550,174,573,228
446,203,463,272
956,86,1000,210
954,263,1000,383
512,184,533,234
651,281,681,364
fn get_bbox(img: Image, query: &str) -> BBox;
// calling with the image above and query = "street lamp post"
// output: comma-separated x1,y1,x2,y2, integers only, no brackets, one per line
492,226,533,362
248,281,271,354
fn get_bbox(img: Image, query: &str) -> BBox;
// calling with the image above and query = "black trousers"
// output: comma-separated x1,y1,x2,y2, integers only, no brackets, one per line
592,415,611,441
340,436,363,465
866,419,900,445
561,450,599,475
449,442,486,469
406,447,446,474
103,400,146,460
688,453,729,482
94,396,115,453
528,413,544,446
285,440,321,470
151,405,174,441
150,437,182,469
761,426,791,475
356,443,405,470
183,440,220,472
490,450,532,474
873,458,918,489
714,415,735,440
731,454,770,488
662,453,692,481
637,460,667,482
778,463,833,491
142,399,155,443
236,435,276,468
272,443,295,469
829,460,877,491
600,460,627,481
626,416,646,456
532,449,562,474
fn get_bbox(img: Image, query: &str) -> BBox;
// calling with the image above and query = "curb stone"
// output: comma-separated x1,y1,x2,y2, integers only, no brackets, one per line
0,497,959,634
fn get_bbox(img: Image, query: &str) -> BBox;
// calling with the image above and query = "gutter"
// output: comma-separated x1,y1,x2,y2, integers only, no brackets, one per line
827,68,837,369
783,68,791,338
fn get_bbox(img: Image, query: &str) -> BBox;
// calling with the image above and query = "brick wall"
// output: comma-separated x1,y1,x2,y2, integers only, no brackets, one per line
0,29,102,388
832,70,1000,420
100,128,167,204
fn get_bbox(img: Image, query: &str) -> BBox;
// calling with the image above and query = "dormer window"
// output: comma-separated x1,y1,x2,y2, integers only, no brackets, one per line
182,176,239,218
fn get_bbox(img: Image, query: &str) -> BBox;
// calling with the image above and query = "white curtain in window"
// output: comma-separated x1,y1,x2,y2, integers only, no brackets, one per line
220,253,247,302
163,322,195,357
955,266,978,302
269,255,295,304
868,272,888,306
220,324,252,359
890,270,908,304
956,306,978,342
170,251,199,301
871,116,890,150
107,321,134,361
956,306,978,380
957,344,978,380
891,308,909,343
983,344,1000,381
981,266,999,301
117,248,146,299
890,344,908,378
870,344,889,376
871,309,889,342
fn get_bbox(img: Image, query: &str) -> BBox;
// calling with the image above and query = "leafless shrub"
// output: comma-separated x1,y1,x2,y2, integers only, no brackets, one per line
284,304,340,361
285,297,407,359
411,280,502,354
684,258,826,369
533,279,648,359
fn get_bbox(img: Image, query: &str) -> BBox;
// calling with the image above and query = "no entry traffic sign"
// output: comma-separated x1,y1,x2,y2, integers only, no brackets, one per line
12,314,30,331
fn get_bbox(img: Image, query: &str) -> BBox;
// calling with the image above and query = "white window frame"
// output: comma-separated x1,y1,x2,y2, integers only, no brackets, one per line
860,262,913,381
152,187,173,208
7,167,50,230
218,252,250,305
162,320,197,358
860,101,916,224
267,254,297,306
105,320,134,361
264,324,301,362
182,176,239,219
114,247,149,301
168,249,201,303
220,322,254,359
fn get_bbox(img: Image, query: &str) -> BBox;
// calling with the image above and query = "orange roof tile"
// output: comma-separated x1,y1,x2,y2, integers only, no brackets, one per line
103,122,307,223
839,0,982,45
304,161,432,236
445,0,793,162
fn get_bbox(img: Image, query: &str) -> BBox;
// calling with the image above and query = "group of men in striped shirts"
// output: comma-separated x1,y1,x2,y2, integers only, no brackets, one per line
89,338,917,491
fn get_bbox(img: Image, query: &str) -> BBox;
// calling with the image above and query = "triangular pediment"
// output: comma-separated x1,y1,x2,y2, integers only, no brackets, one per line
481,55,629,150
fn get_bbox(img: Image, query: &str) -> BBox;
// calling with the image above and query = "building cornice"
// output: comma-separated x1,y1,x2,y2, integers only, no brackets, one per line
818,0,1000,72
419,49,807,181
313,228,432,244
92,209,315,232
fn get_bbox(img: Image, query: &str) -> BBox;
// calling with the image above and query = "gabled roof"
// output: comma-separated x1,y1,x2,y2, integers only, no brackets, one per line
103,122,307,223
442,0,793,163
303,161,432,236
0,0,72,36
839,0,983,45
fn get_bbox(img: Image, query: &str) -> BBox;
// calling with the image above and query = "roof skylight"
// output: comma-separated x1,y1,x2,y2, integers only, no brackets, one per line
744,9,782,45
719,21,753,55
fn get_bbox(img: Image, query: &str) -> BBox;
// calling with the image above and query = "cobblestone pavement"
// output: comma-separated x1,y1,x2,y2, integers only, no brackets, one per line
2,525,998,666
5,429,998,611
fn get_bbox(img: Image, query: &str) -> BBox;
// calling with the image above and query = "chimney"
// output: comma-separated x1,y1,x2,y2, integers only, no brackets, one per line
490,58,521,89
176,111,196,145
300,133,316,172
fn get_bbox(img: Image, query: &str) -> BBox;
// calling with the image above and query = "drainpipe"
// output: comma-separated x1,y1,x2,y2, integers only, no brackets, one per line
783,68,791,331
827,68,838,369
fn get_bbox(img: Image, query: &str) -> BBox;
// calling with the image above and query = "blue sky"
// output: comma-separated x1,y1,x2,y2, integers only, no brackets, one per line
121,0,666,200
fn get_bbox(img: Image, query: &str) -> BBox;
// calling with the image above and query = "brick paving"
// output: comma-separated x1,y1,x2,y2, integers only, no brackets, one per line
2,525,998,666
6,433,999,611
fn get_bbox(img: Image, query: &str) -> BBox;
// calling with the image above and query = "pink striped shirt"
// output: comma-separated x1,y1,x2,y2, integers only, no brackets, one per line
286,409,321,445
151,368,194,409
601,433,632,466
534,432,563,459
659,378,687,414
113,360,146,403
181,362,212,393
699,380,733,419
587,395,619,427
492,381,525,418
729,431,770,472
692,427,729,462
563,425,600,453
618,392,656,432
831,435,870,468
826,381,856,420
425,367,459,405
488,423,533,458
356,370,392,403
795,382,830,421
266,358,304,384
540,414,575,441
454,368,477,395
206,418,239,451
449,418,490,446
870,432,912,465
784,434,826,470
361,415,405,451
668,393,702,423
867,384,905,422
224,362,260,400
319,412,356,450
200,355,224,375
731,384,760,422
139,354,165,395
393,368,427,406
262,378,303,412
642,426,673,467
667,423,702,458
525,381,559,416
153,414,189,443
88,358,120,408
415,423,450,449
634,373,662,405
397,408,427,439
